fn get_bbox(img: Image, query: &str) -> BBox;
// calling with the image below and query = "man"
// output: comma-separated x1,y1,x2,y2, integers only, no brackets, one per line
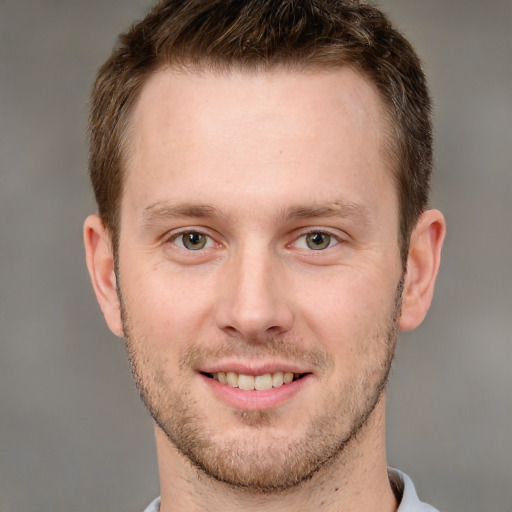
84,1,446,511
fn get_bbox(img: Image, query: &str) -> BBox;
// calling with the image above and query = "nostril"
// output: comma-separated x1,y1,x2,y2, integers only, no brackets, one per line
222,325,241,337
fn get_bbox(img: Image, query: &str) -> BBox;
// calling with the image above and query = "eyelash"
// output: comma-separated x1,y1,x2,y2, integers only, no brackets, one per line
165,228,343,252
167,230,216,251
291,229,342,251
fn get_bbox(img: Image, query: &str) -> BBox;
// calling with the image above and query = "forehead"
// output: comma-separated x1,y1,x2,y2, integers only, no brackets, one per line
129,65,385,154
123,66,396,222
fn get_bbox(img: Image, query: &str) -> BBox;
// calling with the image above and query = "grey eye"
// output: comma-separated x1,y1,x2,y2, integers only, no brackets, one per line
305,232,331,250
181,232,208,250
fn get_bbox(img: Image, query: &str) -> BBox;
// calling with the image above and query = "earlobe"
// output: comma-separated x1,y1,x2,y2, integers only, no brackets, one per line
399,209,446,332
83,215,124,337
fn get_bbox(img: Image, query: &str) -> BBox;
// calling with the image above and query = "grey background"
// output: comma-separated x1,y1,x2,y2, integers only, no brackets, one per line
1,1,511,511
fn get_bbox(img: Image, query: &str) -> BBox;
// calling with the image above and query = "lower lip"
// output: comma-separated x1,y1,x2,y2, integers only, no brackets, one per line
200,373,312,411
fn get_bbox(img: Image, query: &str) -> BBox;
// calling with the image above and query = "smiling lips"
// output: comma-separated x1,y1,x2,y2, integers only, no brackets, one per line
204,371,305,391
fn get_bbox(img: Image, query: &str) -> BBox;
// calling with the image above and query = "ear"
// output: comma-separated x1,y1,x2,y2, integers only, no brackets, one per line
83,215,124,337
399,209,446,331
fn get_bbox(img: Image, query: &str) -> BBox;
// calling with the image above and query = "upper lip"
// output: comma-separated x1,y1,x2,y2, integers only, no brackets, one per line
198,361,312,375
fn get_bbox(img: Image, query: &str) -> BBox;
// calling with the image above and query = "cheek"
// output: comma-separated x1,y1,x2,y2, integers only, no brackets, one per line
120,262,217,344
293,268,397,352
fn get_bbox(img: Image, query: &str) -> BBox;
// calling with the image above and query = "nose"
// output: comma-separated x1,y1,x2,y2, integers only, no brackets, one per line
214,243,294,342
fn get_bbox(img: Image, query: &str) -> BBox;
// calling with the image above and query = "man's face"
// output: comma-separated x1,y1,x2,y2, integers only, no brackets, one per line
116,67,404,489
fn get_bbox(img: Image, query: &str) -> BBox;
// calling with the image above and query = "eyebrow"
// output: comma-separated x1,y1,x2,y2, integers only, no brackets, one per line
277,200,372,225
141,202,229,225
141,199,371,225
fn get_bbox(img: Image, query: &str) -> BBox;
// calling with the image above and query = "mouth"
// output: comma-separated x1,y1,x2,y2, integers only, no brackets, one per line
201,371,309,391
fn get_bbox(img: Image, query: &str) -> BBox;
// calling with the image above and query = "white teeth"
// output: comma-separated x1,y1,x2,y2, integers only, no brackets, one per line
254,374,273,391
238,374,255,390
210,370,301,390
283,372,294,384
272,372,284,387
226,372,239,387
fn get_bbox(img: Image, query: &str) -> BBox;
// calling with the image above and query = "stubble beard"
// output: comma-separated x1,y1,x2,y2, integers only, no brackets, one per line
120,279,403,492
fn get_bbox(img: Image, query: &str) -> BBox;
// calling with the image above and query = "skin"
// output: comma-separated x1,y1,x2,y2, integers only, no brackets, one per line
84,67,445,512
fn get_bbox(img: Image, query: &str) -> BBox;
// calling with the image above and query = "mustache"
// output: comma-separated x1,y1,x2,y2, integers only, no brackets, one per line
179,336,331,372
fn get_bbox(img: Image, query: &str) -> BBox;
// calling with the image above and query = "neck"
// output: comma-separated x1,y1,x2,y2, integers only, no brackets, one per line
155,398,397,512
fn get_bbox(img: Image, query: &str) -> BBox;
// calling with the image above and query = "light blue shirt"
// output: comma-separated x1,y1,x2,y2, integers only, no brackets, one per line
142,468,439,512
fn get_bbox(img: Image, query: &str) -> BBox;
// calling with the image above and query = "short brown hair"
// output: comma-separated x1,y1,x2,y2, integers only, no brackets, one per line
89,0,433,265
